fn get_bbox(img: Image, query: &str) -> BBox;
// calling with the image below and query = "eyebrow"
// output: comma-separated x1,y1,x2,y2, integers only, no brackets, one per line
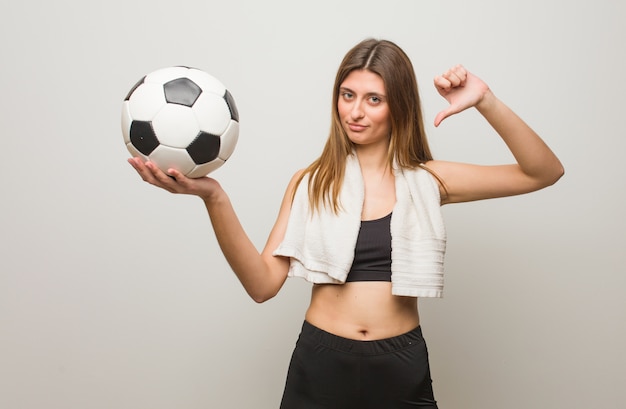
339,87,386,98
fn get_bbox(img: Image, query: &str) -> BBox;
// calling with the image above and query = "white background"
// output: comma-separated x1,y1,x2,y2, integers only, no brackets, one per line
1,1,624,408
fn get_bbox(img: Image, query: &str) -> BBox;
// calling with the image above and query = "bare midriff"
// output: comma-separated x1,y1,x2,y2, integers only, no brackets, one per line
305,281,420,341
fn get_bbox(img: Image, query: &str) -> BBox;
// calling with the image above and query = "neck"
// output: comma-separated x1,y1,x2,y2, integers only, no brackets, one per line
354,144,391,174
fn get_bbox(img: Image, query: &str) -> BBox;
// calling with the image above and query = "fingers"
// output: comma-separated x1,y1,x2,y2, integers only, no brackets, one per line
434,64,467,91
127,157,213,198
127,157,182,193
128,157,156,184
164,167,194,192
432,64,472,126
145,162,179,192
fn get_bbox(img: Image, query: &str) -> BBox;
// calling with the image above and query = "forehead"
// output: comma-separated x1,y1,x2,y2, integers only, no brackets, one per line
340,69,385,93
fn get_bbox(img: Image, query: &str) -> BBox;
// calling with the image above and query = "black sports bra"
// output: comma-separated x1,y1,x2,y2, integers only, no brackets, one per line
345,213,392,282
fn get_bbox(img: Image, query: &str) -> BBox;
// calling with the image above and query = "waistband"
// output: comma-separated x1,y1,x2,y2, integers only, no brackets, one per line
299,320,424,355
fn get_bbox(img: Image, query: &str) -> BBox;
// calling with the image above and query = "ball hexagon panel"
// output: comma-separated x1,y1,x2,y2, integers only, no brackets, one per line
148,144,197,175
217,121,239,160
192,92,232,135
151,104,200,148
127,82,167,121
187,157,226,179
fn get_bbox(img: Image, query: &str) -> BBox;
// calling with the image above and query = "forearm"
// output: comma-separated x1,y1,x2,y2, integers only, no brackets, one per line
476,91,564,185
203,190,286,302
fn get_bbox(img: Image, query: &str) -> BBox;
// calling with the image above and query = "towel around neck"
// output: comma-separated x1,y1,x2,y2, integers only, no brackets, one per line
273,154,446,298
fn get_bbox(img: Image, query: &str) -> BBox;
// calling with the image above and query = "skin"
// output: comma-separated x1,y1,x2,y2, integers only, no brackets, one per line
128,65,564,340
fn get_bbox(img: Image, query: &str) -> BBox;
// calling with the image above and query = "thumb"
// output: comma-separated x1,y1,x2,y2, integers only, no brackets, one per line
434,100,466,127
434,107,454,127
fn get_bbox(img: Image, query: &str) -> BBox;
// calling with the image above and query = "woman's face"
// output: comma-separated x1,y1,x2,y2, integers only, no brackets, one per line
337,69,391,148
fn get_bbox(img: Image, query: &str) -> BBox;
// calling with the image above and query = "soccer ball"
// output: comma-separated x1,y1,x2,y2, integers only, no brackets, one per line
121,66,239,178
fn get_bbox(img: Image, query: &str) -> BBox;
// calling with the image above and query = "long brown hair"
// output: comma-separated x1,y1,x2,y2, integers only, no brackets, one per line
295,39,435,212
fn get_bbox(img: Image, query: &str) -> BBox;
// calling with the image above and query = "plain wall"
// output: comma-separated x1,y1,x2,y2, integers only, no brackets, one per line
1,1,624,408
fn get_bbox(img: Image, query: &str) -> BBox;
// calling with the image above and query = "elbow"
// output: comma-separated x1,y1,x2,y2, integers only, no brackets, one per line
248,288,279,304
548,163,565,186
556,165,565,183
538,163,565,189
240,263,287,304
251,294,276,304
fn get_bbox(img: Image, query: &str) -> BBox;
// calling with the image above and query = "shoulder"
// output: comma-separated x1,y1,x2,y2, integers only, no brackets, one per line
287,168,307,191
279,168,308,206
417,161,450,204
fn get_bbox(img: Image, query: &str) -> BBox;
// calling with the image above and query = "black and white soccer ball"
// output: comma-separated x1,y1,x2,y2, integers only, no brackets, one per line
121,66,239,178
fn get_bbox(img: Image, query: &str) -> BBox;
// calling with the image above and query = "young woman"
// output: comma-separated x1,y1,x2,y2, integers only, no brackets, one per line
128,39,563,408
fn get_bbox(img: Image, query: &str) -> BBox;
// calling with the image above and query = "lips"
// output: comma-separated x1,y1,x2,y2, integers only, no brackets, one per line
347,122,368,132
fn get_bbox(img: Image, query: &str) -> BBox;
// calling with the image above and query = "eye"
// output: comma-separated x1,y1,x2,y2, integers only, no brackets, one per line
368,95,385,105
341,91,354,100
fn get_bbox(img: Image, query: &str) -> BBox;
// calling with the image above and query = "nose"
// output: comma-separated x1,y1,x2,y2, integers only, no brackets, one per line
350,100,365,120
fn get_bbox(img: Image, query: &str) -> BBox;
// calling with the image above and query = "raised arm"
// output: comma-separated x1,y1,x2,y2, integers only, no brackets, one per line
128,158,296,302
426,65,564,204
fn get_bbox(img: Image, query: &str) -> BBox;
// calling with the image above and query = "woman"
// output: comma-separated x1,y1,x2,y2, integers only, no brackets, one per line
128,39,563,408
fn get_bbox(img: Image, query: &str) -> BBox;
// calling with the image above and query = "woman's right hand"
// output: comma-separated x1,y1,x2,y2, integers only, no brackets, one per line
433,64,491,127
127,157,222,201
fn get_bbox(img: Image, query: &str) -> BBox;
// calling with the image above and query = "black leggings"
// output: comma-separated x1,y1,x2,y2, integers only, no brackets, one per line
280,321,438,409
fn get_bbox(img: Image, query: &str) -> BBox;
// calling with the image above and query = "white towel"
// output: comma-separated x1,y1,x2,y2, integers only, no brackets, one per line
273,154,446,298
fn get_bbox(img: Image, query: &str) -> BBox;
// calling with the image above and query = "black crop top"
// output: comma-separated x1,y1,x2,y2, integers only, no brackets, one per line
345,213,392,282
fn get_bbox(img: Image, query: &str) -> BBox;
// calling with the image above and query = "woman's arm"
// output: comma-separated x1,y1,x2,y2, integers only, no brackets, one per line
426,65,564,204
128,158,297,302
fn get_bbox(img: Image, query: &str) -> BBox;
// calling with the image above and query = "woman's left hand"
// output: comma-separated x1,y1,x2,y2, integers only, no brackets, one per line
433,65,491,127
